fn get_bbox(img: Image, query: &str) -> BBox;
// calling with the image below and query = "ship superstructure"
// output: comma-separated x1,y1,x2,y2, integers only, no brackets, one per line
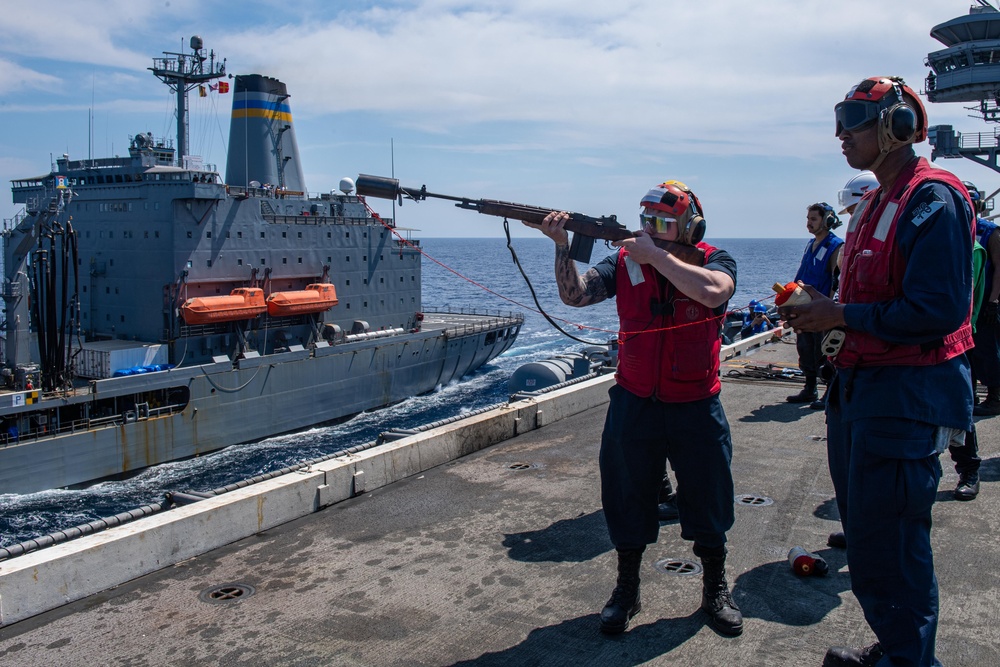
0,37,521,495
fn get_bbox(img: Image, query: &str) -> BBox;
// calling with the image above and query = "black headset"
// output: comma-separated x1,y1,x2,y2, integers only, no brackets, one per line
817,202,842,230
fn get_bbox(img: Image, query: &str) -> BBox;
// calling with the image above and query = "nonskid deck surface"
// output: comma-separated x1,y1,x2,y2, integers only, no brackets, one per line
1,340,997,666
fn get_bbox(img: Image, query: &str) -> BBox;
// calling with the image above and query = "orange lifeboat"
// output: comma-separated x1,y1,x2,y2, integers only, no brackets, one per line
266,283,339,316
181,287,267,325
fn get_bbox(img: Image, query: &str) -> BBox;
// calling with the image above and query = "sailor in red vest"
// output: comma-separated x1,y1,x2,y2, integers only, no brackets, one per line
528,181,741,637
781,76,974,667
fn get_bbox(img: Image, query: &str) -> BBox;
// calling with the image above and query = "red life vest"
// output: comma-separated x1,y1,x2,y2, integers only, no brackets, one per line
615,241,722,402
836,157,974,368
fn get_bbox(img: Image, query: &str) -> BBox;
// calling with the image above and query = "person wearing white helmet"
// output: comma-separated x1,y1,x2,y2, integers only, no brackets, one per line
780,75,975,667
528,180,742,638
837,171,878,217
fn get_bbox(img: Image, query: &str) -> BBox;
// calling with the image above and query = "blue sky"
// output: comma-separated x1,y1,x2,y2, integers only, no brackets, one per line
1,0,998,238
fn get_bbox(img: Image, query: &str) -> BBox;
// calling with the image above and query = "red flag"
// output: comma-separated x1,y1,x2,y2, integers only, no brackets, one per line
218,81,230,94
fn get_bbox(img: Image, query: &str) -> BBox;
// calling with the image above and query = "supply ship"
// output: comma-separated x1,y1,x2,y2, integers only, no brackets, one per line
0,37,522,495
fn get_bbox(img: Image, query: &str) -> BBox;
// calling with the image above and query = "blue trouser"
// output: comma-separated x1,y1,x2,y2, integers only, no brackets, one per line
827,405,943,667
600,385,735,550
795,330,824,378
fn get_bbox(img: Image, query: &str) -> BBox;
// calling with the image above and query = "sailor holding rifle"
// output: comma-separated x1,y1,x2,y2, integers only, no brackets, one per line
526,181,743,638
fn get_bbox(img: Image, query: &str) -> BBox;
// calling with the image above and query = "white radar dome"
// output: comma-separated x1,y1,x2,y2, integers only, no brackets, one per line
339,177,355,194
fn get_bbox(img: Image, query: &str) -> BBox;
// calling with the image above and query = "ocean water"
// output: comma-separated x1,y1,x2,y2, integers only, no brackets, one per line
0,237,804,547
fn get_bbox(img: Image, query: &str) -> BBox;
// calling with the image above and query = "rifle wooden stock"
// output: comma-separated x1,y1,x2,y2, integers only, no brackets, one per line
355,173,706,266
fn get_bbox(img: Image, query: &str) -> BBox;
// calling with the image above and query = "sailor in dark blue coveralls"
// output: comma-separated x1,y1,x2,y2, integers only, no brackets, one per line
782,76,974,667
787,202,844,409
526,180,742,638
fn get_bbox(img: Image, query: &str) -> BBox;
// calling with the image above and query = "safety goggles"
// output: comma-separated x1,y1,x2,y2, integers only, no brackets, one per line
834,100,880,135
639,213,677,234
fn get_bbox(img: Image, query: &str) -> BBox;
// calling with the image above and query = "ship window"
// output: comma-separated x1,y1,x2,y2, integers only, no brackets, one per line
145,231,149,238
282,231,287,238
115,175,123,183
298,231,302,238
187,261,192,268
363,232,367,239
106,287,110,294
261,258,265,265
327,232,331,238
380,278,384,284
206,232,212,239
86,231,90,238
106,314,110,321
237,259,243,266
346,280,350,286
155,231,160,238
282,258,287,264
226,232,230,238
346,303,350,309
327,256,331,263
115,287,119,294
121,315,125,322
207,260,212,267
346,232,350,238
83,286,87,292
363,256,367,261
97,175,105,184
400,277,403,283
260,231,265,239
187,231,192,238
411,276,415,281
363,279,368,285
154,202,159,210
110,259,114,266
238,231,243,238
298,257,302,264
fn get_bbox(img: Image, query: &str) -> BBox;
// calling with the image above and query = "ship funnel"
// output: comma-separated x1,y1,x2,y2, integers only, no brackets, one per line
226,74,306,192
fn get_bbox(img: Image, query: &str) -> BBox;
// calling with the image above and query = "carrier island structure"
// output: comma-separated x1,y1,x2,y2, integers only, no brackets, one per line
0,37,522,495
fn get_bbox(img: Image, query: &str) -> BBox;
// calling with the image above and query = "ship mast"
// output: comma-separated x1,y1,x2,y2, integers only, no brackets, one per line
149,36,226,167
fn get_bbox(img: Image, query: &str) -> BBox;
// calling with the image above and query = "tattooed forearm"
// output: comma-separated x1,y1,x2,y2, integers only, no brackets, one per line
554,244,607,306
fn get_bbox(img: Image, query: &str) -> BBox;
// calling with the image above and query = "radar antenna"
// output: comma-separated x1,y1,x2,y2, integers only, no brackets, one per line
149,36,226,167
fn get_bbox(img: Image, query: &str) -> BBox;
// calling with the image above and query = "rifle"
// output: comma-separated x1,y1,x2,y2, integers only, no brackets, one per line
355,174,705,265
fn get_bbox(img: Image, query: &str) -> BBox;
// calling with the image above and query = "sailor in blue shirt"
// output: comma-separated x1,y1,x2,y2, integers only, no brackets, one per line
787,203,844,408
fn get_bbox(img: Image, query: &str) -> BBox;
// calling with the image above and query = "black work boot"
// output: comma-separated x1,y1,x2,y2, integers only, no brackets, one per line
973,387,1000,416
599,548,643,634
954,471,980,501
787,375,818,403
822,642,883,666
695,544,743,636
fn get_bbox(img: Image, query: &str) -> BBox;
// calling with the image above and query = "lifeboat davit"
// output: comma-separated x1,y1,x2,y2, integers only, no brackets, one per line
266,283,339,317
181,287,267,325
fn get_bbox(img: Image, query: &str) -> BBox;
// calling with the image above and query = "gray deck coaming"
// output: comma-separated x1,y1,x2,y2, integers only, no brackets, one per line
0,340,997,665
0,315,520,494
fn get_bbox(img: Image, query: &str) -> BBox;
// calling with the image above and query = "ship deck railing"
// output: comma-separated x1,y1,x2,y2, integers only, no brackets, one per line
955,127,1000,148
427,308,525,338
0,402,185,449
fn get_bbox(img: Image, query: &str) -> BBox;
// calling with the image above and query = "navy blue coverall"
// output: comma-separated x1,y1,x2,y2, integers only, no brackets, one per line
828,180,973,667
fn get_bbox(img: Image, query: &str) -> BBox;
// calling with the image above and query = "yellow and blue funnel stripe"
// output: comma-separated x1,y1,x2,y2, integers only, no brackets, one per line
231,98,293,122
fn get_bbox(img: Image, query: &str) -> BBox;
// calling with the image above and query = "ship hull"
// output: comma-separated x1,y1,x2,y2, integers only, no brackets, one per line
0,312,520,495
